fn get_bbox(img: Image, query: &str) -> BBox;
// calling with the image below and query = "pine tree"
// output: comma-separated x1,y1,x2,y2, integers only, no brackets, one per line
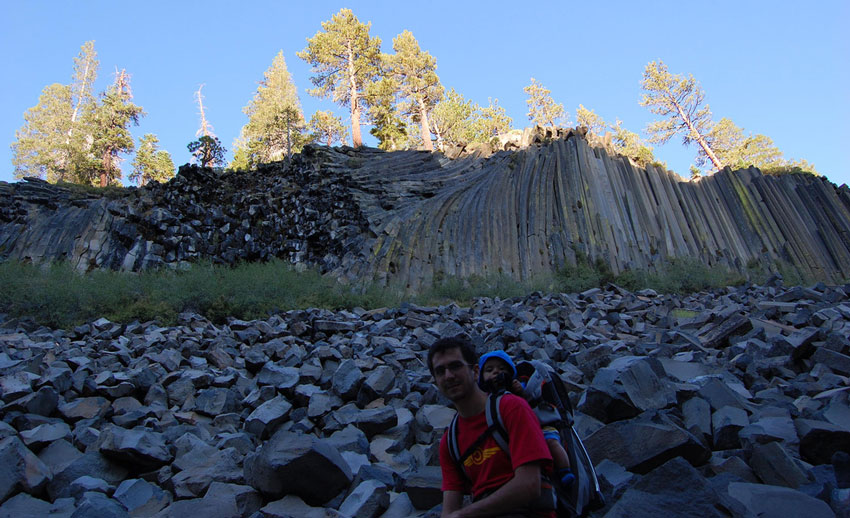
386,31,443,151
131,134,175,186
701,118,783,170
89,69,144,187
640,61,722,171
188,136,226,168
297,8,381,148
576,105,606,135
610,119,656,167
12,41,100,182
11,83,74,181
308,110,349,147
365,77,408,150
474,98,512,142
234,51,306,168
431,88,479,148
524,78,566,127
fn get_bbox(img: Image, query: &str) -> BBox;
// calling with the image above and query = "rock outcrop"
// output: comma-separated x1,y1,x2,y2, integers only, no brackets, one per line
0,280,848,516
2,129,849,289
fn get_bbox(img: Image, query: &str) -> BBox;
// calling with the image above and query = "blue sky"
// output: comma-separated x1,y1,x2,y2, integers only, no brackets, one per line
2,1,848,188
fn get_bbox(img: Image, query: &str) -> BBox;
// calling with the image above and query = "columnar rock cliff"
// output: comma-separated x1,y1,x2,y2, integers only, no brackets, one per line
1,130,848,288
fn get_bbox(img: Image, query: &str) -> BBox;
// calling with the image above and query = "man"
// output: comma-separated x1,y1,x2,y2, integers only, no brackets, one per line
428,336,555,518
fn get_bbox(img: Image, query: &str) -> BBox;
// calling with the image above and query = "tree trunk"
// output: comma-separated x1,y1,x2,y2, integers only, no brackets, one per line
100,148,111,187
347,42,362,147
672,99,723,171
286,112,292,159
418,101,433,151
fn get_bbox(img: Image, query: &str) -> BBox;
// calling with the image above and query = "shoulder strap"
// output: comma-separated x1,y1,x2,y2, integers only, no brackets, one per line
447,414,462,466
447,393,512,476
485,393,510,455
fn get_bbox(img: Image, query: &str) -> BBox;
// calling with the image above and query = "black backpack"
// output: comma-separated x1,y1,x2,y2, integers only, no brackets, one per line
447,359,605,517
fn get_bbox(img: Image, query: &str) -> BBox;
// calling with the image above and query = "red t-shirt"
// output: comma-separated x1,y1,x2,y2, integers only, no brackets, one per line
439,393,554,514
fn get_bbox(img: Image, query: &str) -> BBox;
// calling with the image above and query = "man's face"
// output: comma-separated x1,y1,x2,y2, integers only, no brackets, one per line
432,347,477,402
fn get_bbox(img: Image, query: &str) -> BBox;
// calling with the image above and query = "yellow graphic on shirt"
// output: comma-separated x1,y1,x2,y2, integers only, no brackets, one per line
464,446,502,467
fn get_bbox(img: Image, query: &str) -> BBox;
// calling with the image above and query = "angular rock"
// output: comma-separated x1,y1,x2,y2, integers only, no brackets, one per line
202,482,262,518
579,356,675,424
796,419,850,465
0,493,74,518
96,425,173,470
243,430,352,505
69,491,129,518
403,466,442,510
751,441,809,489
0,436,51,503
255,364,299,390
603,457,731,518
584,412,710,474
254,495,346,518
194,387,239,416
726,482,836,518
244,395,292,439
337,479,389,518
332,359,364,401
19,422,72,450
113,478,172,517
328,403,398,438
48,451,129,500
711,406,749,450
58,397,111,422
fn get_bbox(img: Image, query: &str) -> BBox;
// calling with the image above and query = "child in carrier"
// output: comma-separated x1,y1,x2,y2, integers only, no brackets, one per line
478,350,575,486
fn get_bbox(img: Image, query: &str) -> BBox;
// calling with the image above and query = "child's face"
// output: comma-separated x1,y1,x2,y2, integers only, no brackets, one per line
481,358,512,382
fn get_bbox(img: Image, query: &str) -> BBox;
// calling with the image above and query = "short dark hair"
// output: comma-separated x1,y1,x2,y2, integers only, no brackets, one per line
427,336,478,373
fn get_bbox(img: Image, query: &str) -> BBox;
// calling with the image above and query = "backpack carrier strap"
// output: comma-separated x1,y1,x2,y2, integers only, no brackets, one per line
448,394,507,475
448,393,556,512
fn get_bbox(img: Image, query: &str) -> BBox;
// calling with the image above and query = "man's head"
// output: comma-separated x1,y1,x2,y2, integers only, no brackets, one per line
478,350,516,392
428,336,480,402
427,336,478,374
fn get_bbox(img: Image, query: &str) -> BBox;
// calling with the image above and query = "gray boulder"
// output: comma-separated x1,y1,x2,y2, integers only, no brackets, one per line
579,356,675,424
332,359,365,401
726,482,836,518
328,403,398,438
0,493,74,518
255,495,346,517
796,419,850,465
194,387,239,416
0,436,51,503
338,479,389,518
113,478,172,517
403,465,442,510
602,457,731,518
750,441,809,488
70,491,129,518
244,395,292,438
243,430,352,505
96,425,173,470
584,412,710,474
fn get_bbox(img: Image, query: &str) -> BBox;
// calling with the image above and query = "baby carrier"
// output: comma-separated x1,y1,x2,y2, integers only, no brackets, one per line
447,359,605,517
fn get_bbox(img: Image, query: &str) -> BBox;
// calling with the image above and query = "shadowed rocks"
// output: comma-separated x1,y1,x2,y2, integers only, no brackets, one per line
0,280,847,516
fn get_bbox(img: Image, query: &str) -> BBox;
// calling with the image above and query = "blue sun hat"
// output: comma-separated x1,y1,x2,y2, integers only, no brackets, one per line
478,350,517,384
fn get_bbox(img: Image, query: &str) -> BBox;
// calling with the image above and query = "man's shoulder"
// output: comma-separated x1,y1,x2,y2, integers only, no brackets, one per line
497,392,533,411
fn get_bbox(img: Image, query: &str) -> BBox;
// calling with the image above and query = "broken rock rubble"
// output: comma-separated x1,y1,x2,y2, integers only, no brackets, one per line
0,281,848,517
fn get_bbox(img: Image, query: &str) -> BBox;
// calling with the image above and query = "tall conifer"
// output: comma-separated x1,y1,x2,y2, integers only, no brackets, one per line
298,9,381,148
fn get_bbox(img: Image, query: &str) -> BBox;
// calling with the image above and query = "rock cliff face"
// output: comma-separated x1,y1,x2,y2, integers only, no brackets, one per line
1,130,849,287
